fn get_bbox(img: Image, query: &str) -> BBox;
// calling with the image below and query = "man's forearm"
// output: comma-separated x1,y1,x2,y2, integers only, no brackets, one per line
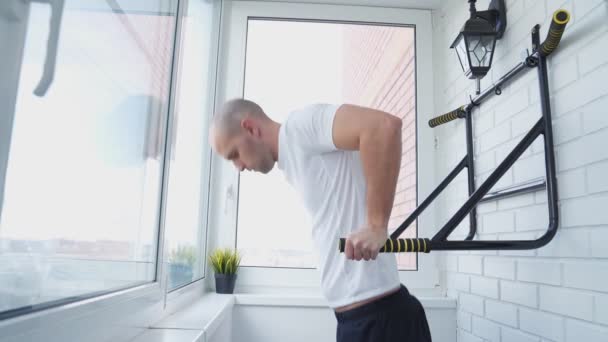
360,114,403,231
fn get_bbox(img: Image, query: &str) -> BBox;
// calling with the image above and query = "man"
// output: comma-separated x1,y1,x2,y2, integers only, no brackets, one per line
210,98,432,342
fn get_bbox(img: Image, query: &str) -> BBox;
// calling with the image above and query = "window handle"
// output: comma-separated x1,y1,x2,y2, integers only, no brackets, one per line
31,0,65,97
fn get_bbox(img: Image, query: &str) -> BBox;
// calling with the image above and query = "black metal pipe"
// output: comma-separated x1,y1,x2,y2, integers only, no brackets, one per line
426,24,561,251
429,237,544,250
465,61,529,112
390,156,468,239
464,109,477,240
535,26,560,246
431,119,544,242
368,24,562,252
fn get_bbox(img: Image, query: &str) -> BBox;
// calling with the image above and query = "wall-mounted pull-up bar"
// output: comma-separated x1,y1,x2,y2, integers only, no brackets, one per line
339,9,570,254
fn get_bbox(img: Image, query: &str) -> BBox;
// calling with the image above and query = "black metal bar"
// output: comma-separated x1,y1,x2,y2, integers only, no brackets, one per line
342,22,564,253
465,61,530,113
428,238,542,250
432,119,544,242
425,26,560,250
427,26,558,251
479,178,546,203
390,156,468,239
464,109,477,240
535,24,560,247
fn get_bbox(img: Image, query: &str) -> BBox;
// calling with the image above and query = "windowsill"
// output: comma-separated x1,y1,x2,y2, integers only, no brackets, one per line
131,329,205,342
132,293,234,342
132,288,456,341
155,293,235,330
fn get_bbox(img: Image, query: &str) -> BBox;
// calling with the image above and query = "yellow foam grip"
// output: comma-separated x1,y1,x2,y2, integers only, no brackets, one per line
382,238,431,253
540,9,570,57
429,106,465,128
338,238,431,253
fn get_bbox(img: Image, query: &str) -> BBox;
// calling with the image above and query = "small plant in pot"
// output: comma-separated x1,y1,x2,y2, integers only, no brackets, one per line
168,245,196,289
209,247,241,294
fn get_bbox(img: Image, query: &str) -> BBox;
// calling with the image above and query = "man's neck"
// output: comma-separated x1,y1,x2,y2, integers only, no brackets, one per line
266,121,281,162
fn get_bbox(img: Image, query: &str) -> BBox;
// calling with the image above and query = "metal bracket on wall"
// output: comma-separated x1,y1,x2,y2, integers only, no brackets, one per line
337,10,571,255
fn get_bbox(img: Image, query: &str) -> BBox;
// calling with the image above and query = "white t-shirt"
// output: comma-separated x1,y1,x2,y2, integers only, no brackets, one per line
277,103,401,309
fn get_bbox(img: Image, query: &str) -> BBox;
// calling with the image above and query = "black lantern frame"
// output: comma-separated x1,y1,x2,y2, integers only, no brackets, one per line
450,0,506,80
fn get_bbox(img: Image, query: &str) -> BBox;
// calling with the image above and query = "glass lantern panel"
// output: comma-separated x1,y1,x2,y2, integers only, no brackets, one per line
455,35,470,73
479,35,495,67
467,34,484,67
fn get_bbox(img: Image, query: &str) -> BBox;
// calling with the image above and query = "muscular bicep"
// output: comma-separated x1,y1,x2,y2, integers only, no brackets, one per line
332,104,401,150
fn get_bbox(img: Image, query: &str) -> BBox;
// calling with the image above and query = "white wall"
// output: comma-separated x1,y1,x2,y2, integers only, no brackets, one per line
432,0,608,341
207,311,232,342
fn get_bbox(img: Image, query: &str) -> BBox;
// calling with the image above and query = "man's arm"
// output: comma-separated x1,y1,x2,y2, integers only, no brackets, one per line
332,104,403,260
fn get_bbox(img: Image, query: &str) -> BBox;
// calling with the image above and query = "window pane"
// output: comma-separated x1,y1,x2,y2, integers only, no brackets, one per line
0,0,177,315
164,0,220,290
238,20,417,270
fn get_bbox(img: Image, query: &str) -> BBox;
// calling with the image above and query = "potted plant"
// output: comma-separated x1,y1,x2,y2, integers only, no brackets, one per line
208,247,241,294
168,245,196,288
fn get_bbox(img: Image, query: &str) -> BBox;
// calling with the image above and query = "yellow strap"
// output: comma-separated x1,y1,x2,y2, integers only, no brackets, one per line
417,239,420,252
397,239,402,252
390,239,394,252
423,239,428,253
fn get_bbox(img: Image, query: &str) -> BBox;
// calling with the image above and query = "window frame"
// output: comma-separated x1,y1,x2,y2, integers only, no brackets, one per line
164,0,222,293
0,0,223,338
210,0,439,294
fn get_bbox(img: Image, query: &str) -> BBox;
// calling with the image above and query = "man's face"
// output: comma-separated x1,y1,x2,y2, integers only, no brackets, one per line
213,124,275,174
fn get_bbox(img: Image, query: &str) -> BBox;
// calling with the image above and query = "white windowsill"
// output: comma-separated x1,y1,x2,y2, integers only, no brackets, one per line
155,293,235,331
132,293,234,342
131,329,205,342
132,289,456,341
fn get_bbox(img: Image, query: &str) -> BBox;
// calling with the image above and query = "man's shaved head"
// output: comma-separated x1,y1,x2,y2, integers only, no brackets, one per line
212,98,266,138
209,98,278,174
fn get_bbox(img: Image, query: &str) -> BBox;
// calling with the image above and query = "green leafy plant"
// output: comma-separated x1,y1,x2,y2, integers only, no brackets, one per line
209,248,241,274
169,245,197,267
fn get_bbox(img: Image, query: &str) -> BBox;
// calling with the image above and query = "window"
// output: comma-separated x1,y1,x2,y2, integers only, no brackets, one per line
237,19,417,270
163,0,218,290
0,0,177,316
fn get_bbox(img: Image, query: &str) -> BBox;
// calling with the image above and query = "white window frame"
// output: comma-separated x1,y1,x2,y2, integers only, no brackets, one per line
209,0,440,294
0,0,222,339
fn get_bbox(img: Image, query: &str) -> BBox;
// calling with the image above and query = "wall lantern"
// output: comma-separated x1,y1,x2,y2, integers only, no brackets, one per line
450,0,507,93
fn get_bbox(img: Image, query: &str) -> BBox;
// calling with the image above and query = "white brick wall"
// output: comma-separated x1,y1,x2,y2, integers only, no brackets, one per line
484,258,515,280
500,326,540,342
566,319,608,342
432,0,608,341
539,285,594,320
460,293,485,316
485,300,518,327
516,260,561,285
595,294,608,325
500,280,538,308
459,255,484,275
471,276,500,299
472,316,501,342
519,308,565,341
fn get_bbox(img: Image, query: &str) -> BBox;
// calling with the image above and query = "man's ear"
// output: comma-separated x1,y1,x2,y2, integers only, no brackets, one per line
241,117,259,137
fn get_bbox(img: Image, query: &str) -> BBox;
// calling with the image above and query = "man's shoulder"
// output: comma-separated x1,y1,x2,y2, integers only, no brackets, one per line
288,102,338,115
284,103,339,125
280,103,341,157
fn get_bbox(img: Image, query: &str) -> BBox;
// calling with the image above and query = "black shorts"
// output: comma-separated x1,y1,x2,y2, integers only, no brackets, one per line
335,284,432,342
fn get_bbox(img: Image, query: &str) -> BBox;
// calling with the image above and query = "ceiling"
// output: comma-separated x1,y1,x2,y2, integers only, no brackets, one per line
237,0,449,10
